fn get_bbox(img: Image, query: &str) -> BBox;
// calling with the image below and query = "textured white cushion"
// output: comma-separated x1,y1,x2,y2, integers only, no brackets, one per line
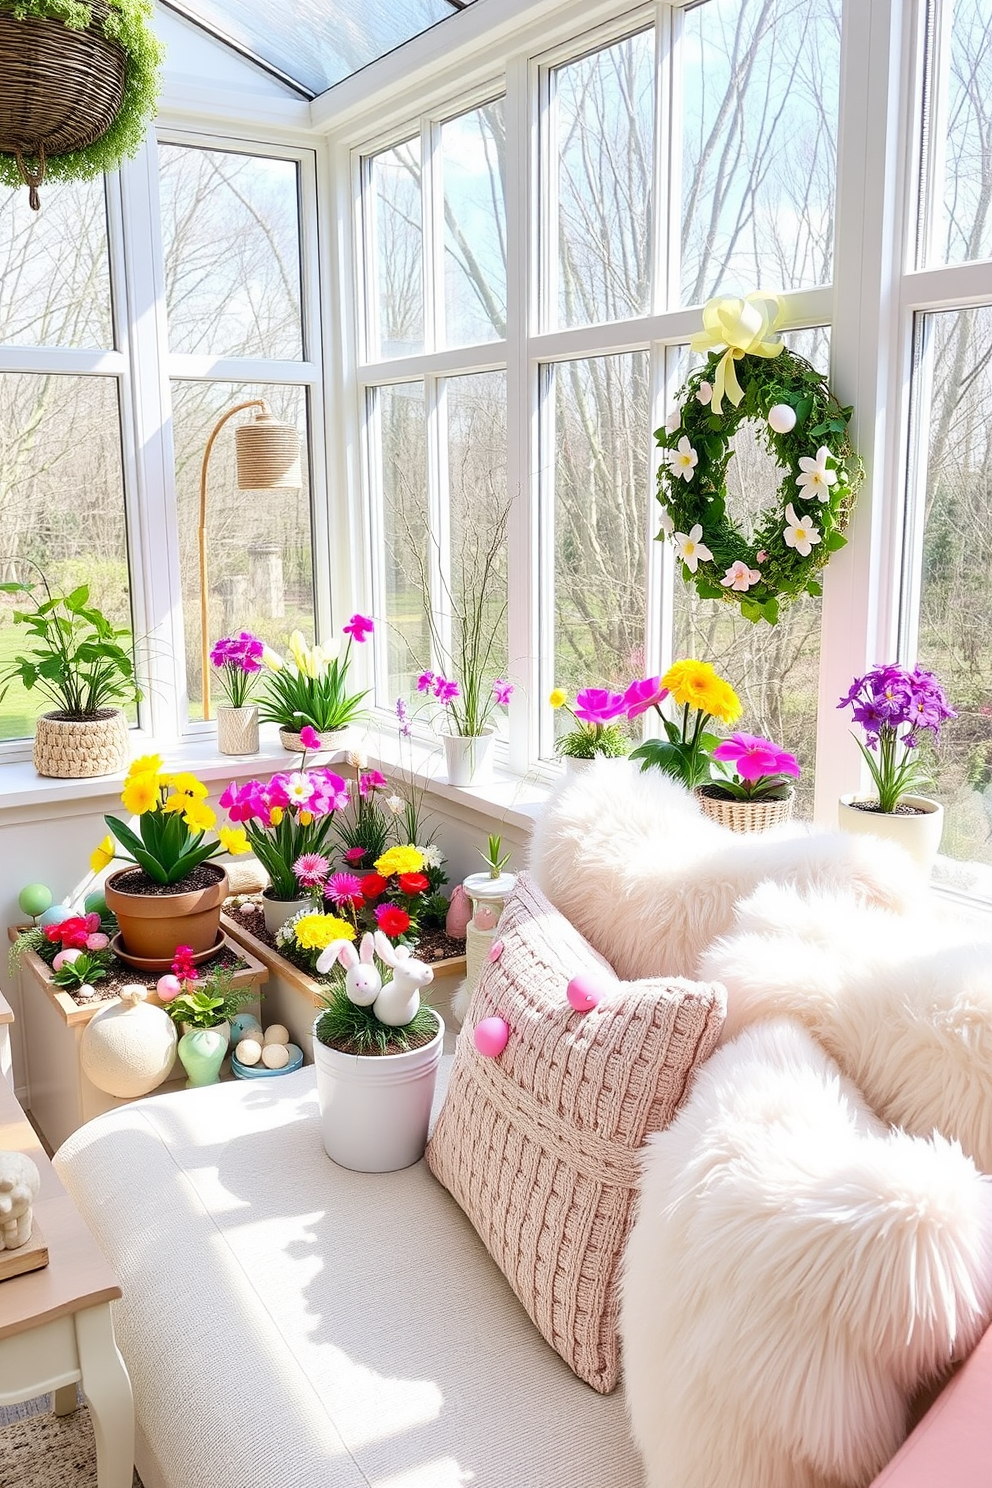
55,1065,643,1488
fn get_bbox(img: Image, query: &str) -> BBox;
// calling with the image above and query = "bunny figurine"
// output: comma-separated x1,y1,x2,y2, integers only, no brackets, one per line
371,930,435,1026
316,932,382,1006
0,1151,41,1250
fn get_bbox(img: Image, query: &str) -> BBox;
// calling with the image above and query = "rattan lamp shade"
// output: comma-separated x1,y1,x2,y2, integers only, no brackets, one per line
235,413,302,491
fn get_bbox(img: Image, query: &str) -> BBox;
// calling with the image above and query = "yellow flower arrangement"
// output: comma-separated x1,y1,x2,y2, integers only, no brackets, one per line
100,763,245,885
661,659,742,726
374,844,425,877
293,914,356,952
217,826,249,856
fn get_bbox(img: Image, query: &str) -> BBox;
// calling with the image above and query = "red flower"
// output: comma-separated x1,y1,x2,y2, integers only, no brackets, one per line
360,873,388,899
45,916,90,949
397,872,429,895
375,905,410,936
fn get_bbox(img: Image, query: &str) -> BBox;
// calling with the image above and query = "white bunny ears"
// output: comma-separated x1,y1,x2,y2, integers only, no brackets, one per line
316,931,376,976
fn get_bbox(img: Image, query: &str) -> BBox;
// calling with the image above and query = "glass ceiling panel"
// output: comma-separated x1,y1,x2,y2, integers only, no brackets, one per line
164,0,471,97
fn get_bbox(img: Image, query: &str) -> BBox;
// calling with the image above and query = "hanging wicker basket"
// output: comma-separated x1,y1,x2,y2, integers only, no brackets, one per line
695,786,795,834
0,0,126,209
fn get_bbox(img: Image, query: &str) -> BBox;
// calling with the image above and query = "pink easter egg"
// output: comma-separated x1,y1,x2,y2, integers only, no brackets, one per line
86,932,110,951
473,906,498,931
156,974,182,1002
567,974,604,1013
84,911,102,932
488,939,503,963
474,1017,509,1058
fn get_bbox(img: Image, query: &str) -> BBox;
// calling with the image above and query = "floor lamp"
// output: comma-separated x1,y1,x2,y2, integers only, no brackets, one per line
198,400,302,719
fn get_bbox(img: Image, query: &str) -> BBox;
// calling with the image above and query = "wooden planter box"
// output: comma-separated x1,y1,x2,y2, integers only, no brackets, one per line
221,910,466,1061
9,929,268,1151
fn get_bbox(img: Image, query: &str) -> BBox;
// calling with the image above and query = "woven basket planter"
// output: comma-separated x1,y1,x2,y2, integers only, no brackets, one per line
33,708,129,779
0,1,126,208
695,787,794,834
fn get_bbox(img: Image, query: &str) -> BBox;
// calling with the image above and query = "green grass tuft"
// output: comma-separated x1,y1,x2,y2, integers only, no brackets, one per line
315,984,437,1056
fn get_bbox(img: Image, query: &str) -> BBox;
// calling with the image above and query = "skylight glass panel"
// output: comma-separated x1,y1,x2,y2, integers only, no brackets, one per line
165,0,463,95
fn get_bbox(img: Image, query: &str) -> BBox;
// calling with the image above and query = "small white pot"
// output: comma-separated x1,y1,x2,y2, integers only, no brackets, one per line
217,705,259,756
443,730,495,787
311,1010,445,1172
261,890,312,936
837,793,944,875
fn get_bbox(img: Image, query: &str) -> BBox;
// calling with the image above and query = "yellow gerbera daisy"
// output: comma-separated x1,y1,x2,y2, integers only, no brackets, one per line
217,826,250,856
549,688,568,709
375,844,425,877
294,914,356,951
121,771,159,815
662,659,741,723
183,800,217,832
90,835,115,873
127,753,163,780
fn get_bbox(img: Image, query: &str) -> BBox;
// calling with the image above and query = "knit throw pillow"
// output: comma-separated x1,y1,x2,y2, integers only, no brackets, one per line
426,873,726,1393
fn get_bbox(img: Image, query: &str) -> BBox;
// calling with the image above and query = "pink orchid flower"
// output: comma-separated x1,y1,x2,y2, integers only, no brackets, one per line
573,687,627,725
343,614,374,642
299,725,322,751
623,677,669,719
711,733,800,783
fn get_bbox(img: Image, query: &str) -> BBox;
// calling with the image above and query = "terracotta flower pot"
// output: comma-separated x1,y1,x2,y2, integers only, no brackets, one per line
105,864,229,966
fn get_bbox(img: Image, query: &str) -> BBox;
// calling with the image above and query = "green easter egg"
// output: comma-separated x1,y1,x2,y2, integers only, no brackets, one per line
84,891,108,917
19,884,53,917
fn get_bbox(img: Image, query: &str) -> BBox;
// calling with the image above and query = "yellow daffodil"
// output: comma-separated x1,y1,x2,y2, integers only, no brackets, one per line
294,914,355,952
375,844,425,877
121,771,160,815
166,772,209,800
549,688,568,709
183,800,217,833
126,753,163,780
162,792,192,815
269,806,284,826
217,826,250,856
90,835,115,872
289,629,314,678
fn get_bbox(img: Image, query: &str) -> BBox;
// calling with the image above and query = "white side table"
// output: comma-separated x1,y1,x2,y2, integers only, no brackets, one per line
0,1078,133,1486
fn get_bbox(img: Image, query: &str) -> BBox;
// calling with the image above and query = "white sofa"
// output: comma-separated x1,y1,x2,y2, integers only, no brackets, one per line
54,1062,644,1488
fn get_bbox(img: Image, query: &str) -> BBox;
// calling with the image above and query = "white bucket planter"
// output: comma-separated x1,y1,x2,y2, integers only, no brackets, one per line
311,1010,445,1172
837,793,944,875
217,705,259,756
262,891,312,936
443,730,494,787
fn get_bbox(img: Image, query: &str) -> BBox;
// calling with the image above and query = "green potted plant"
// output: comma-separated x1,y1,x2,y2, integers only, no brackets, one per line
0,568,141,777
0,0,163,210
550,686,628,771
259,619,374,750
159,957,256,1088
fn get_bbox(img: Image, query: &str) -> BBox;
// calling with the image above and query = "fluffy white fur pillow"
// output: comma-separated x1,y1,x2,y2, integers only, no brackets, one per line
620,1019,992,1488
701,882,992,1173
529,761,923,979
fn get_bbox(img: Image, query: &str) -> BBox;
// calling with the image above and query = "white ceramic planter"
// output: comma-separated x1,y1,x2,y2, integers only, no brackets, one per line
311,1010,445,1172
443,730,494,787
837,793,944,874
217,705,259,756
261,891,312,936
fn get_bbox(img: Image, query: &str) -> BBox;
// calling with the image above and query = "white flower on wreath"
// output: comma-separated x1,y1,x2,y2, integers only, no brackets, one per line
674,523,713,573
658,506,675,536
695,381,713,406
783,502,821,557
665,407,682,434
667,436,699,482
720,560,761,592
796,445,837,502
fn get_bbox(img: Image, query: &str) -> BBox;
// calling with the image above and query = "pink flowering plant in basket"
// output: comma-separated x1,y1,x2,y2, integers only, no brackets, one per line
707,733,800,801
838,663,956,813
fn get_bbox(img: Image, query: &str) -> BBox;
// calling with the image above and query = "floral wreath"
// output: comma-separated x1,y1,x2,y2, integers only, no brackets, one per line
655,293,863,625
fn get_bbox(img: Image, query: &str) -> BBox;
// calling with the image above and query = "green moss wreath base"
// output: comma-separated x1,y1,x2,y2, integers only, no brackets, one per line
655,348,862,624
0,0,162,190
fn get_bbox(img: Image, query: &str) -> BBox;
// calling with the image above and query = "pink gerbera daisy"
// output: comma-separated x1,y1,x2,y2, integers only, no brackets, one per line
292,853,330,887
325,872,364,907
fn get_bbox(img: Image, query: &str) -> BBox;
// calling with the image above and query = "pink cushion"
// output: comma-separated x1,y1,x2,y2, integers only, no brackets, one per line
870,1325,992,1485
426,873,725,1393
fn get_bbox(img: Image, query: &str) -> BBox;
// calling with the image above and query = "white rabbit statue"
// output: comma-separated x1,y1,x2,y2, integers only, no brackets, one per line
315,932,381,1006
371,930,435,1026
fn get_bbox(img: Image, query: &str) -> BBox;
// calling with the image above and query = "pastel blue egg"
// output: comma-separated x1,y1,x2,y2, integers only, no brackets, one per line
230,1012,263,1043
39,904,72,927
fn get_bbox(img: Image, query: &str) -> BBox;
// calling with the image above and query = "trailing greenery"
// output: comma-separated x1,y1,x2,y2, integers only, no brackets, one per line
0,570,140,718
655,349,863,624
0,0,163,189
556,720,628,759
315,984,438,1056
7,925,47,976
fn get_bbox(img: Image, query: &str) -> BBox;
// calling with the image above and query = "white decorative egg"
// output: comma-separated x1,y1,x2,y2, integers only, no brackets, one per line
235,1038,263,1066
262,1043,290,1069
80,988,177,1099
263,1024,290,1045
767,403,797,433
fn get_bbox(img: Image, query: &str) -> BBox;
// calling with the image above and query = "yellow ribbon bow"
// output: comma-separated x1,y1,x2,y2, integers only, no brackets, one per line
690,292,786,415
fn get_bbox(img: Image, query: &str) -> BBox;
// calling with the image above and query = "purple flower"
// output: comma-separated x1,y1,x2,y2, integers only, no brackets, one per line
573,687,627,725
396,697,412,738
434,678,461,705
493,679,513,706
623,677,669,719
416,671,436,694
343,613,374,643
299,725,322,751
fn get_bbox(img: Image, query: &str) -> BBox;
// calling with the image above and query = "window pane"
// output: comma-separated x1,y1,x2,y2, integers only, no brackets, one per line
160,146,303,360
369,140,424,359
0,374,130,739
553,30,655,329
680,0,840,306
669,329,830,817
0,180,112,348
442,101,507,347
448,372,509,725
553,353,650,715
377,383,429,703
926,0,992,265
913,307,992,869
170,382,314,720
